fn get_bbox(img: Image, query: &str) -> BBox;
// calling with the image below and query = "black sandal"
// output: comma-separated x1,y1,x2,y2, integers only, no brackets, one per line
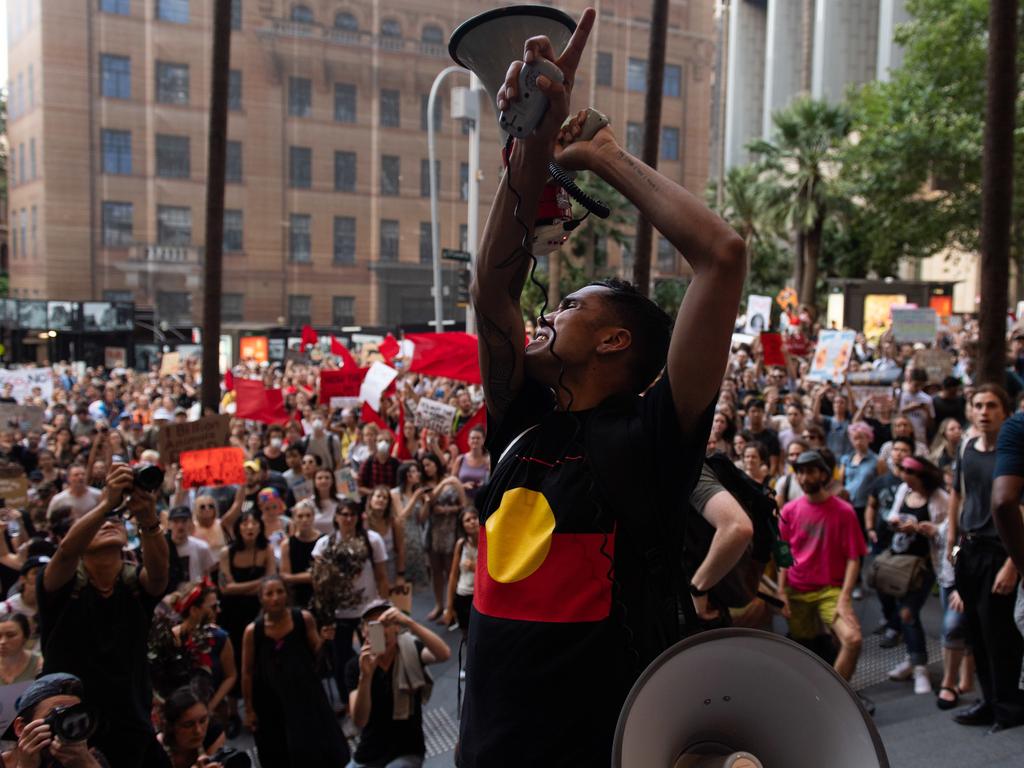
936,686,960,710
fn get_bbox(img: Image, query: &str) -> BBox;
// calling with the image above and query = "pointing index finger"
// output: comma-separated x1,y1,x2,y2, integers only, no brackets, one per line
557,7,596,75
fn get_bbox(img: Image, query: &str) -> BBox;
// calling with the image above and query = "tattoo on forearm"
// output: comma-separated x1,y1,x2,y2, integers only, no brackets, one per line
617,150,659,193
477,312,519,416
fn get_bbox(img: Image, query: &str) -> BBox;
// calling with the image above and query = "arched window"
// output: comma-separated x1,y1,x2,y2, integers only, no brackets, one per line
334,11,358,31
380,18,401,37
421,24,444,45
290,4,314,23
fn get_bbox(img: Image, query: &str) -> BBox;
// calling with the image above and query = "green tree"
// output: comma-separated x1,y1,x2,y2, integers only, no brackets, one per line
748,97,851,309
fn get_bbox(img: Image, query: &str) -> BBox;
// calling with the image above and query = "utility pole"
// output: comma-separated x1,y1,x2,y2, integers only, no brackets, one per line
978,0,1018,386
632,0,669,297
201,0,232,413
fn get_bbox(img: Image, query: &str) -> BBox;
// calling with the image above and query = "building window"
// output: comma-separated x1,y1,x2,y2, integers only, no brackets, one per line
379,219,399,262
288,294,312,326
15,74,23,118
661,126,680,161
103,290,133,302
335,83,356,122
231,0,241,29
30,206,37,256
156,61,189,104
657,237,675,271
626,122,643,156
289,146,312,188
596,52,613,86
422,24,444,44
156,134,190,178
335,12,357,31
420,158,439,198
226,140,242,182
222,293,244,321
8,146,14,187
332,296,355,327
289,214,312,262
102,202,133,246
100,54,131,99
19,210,26,258
157,292,192,322
334,151,356,192
333,216,356,264
290,4,314,23
664,64,681,98
228,70,242,110
381,155,400,196
627,57,646,92
224,209,243,252
460,162,469,201
288,77,312,117
29,138,36,179
28,65,34,109
380,18,400,37
156,0,189,24
420,94,442,132
18,144,25,184
419,222,433,264
100,0,130,14
459,223,468,251
380,89,400,128
101,129,132,175
157,205,192,246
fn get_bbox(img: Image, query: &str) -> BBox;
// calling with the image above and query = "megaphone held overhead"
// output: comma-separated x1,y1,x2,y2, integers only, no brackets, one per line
614,629,889,768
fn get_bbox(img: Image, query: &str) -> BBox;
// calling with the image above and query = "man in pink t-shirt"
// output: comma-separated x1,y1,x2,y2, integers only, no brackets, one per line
777,450,867,681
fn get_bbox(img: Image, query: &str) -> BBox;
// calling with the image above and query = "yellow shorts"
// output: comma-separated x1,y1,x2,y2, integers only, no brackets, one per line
786,586,841,639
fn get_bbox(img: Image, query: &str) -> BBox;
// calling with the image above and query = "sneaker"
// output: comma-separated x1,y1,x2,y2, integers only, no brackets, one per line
914,666,933,695
888,659,913,681
879,628,902,649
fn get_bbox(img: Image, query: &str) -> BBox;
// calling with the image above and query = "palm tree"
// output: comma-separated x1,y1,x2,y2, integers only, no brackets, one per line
748,97,850,309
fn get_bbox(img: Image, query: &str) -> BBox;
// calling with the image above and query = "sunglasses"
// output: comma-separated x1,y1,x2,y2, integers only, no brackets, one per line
197,504,216,510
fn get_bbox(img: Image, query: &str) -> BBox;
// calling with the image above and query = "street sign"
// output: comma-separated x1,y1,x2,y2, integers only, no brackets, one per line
442,249,471,262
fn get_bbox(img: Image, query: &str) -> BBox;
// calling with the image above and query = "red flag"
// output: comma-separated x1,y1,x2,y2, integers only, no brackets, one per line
320,368,363,400
407,332,481,384
394,405,412,461
330,336,359,369
454,406,487,454
360,401,389,431
380,333,400,364
301,324,318,352
235,379,290,424
224,369,234,392
760,332,786,368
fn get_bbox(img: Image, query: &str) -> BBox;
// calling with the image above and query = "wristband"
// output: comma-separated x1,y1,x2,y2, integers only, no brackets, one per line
688,582,709,598
140,522,162,536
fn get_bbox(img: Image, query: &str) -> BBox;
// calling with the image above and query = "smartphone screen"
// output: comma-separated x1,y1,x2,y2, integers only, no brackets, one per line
368,621,386,654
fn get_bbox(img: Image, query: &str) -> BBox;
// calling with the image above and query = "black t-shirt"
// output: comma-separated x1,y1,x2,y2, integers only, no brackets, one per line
953,438,999,539
864,418,891,454
458,375,708,767
933,395,966,428
344,642,426,763
258,450,289,474
868,473,902,549
891,497,932,560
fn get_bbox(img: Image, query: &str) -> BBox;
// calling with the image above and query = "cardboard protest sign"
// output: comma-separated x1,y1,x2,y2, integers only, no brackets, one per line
0,466,29,509
745,295,772,335
414,398,457,435
104,347,127,369
179,446,246,489
0,368,53,403
239,336,269,363
809,330,855,383
158,414,232,466
760,333,786,368
913,348,954,384
891,308,937,344
851,386,894,408
776,287,798,312
160,352,181,377
0,404,45,431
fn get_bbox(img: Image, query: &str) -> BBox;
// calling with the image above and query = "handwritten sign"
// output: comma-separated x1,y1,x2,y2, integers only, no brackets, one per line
321,368,363,400
809,330,856,383
0,404,45,431
158,414,232,466
913,348,954,384
179,446,246,489
414,398,457,435
0,368,53,403
891,308,937,344
160,352,181,377
0,467,29,509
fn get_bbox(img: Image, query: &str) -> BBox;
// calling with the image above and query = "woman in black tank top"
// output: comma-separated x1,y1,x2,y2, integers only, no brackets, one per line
281,500,320,609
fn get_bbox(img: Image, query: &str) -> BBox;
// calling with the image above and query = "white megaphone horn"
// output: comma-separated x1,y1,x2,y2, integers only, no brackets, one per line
614,629,890,768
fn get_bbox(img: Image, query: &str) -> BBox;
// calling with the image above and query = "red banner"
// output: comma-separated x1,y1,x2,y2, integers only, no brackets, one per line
320,368,364,400
760,332,786,368
235,379,290,424
407,332,481,384
180,446,246,489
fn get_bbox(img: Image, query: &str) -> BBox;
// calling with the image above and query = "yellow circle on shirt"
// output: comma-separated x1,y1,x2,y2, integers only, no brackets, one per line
485,488,556,583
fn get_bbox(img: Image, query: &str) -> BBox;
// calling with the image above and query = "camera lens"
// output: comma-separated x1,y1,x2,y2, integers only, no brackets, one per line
133,462,165,493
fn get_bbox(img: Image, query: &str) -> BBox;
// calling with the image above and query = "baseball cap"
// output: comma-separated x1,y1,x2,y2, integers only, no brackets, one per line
15,673,84,717
152,408,173,421
243,459,263,473
791,450,829,472
361,599,394,620
168,506,192,521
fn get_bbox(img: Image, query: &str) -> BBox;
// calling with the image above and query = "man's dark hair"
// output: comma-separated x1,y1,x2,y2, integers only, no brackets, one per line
909,368,928,384
973,383,1011,416
747,399,766,412
589,278,672,394
890,436,916,451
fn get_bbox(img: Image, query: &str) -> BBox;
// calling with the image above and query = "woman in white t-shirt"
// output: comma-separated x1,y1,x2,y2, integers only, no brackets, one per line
311,498,388,700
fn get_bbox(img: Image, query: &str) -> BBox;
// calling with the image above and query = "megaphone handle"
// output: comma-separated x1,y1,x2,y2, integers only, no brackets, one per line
550,107,612,218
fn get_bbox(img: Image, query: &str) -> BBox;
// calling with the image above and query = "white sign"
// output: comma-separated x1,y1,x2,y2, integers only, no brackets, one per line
414,398,457,435
809,330,856,383
0,368,54,403
329,397,362,411
891,308,937,344
359,362,398,412
744,295,772,335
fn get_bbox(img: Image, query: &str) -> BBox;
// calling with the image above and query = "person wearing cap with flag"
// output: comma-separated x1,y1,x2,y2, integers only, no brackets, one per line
777,449,866,682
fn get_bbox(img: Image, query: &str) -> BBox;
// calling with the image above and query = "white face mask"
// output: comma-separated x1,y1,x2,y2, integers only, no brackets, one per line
270,437,283,450
376,440,390,455
312,419,324,431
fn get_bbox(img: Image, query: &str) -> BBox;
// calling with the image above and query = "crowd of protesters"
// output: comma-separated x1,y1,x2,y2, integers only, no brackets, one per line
0,302,1022,764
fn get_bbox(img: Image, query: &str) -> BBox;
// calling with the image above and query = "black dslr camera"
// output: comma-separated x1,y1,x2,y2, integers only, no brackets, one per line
42,702,97,743
132,461,165,492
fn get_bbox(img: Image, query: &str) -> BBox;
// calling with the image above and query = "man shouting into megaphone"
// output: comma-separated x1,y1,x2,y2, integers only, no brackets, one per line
460,6,747,766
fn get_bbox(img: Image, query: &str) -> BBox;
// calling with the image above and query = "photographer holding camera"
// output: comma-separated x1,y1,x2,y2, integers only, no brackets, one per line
38,464,170,768
5,672,106,768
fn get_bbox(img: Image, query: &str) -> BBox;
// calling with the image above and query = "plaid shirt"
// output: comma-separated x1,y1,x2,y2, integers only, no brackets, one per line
358,455,399,490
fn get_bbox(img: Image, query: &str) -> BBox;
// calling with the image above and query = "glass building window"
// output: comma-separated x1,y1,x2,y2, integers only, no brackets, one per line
380,89,400,128
289,146,312,188
333,217,356,264
420,158,439,198
156,0,189,24
156,61,189,104
289,214,312,262
288,294,312,325
664,64,682,98
290,5,314,23
102,201,133,246
100,0,130,14
335,12,358,31
379,219,399,262
627,57,646,92
288,77,312,117
420,94,442,132
156,134,190,178
228,70,242,110
422,25,444,44
100,54,131,99
29,139,36,179
332,296,355,327
381,155,400,196
419,222,433,264
157,205,192,245
101,129,132,175
28,65,34,109
223,209,243,252
222,293,244,321
31,206,37,255
335,83,356,122
596,52,613,86
657,237,675,271
661,126,680,161
157,292,192,322
18,144,24,184
334,151,356,192
226,141,242,183
231,0,241,29
626,122,643,156
381,18,400,37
